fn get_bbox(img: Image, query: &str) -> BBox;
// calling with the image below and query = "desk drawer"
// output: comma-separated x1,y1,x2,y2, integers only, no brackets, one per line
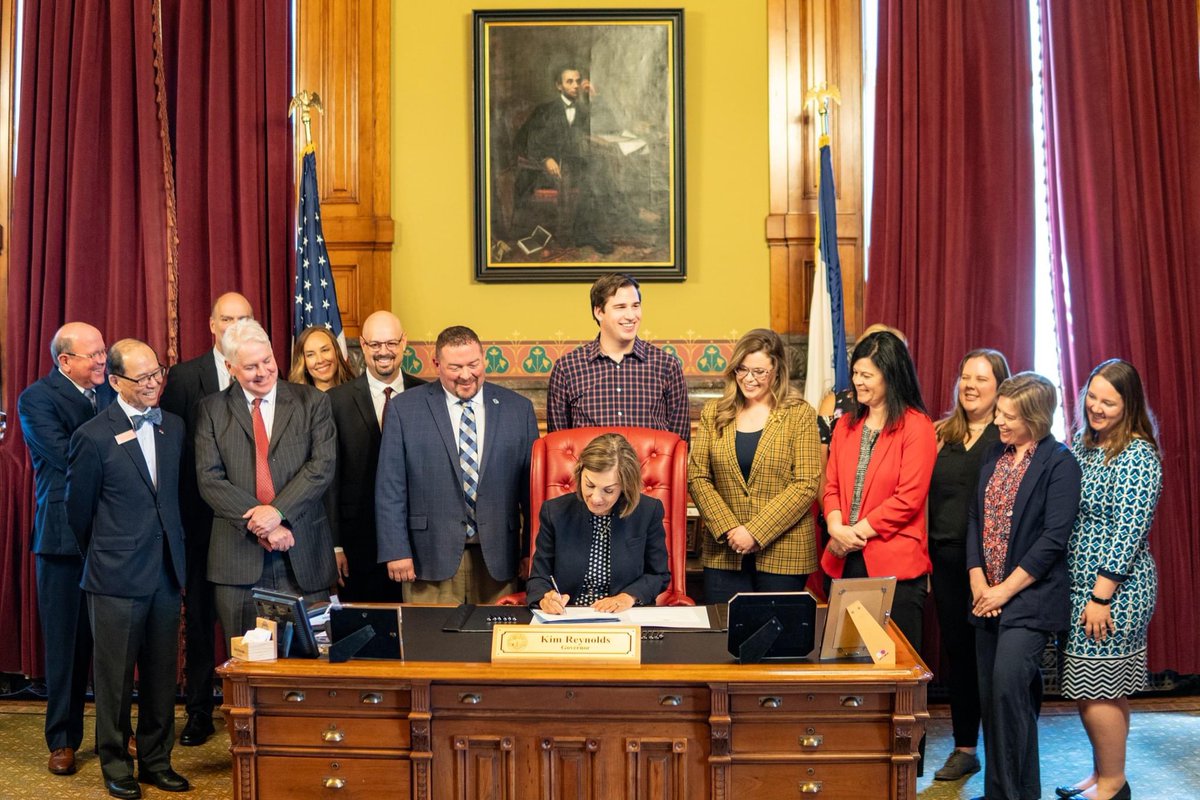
432,684,708,714
256,685,409,712
729,690,889,715
732,721,891,754
257,715,411,749
730,762,891,799
257,755,410,799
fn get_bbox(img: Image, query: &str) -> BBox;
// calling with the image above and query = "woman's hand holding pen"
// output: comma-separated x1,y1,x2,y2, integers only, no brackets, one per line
539,576,571,614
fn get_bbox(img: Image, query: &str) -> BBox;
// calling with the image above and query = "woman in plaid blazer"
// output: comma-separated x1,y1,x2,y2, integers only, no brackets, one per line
688,329,822,604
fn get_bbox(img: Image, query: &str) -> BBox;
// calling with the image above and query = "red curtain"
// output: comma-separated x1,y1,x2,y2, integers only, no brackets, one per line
0,0,174,675
1040,0,1200,673
161,0,294,364
864,0,1035,671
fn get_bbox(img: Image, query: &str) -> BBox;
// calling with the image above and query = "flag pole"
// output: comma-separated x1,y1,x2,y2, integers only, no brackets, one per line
288,90,324,152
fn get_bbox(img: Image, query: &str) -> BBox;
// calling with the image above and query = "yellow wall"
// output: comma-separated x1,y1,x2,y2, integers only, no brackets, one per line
391,0,769,343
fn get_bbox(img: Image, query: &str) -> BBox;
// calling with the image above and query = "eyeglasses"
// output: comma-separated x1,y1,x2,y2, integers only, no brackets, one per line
361,339,403,352
113,366,168,387
65,350,107,361
733,366,772,380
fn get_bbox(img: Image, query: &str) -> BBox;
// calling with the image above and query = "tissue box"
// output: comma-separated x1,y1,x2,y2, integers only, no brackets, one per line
231,635,276,661
231,617,278,661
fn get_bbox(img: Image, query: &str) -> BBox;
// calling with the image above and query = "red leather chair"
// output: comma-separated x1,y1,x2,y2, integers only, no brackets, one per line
501,426,694,606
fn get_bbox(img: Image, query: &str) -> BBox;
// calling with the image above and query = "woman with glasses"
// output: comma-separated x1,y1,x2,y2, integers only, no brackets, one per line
288,326,355,391
688,329,821,604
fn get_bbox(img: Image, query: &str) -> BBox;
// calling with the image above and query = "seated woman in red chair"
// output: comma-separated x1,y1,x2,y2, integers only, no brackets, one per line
527,433,670,613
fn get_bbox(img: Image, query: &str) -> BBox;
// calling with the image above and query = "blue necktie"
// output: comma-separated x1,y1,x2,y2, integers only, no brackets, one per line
132,407,163,430
457,400,479,539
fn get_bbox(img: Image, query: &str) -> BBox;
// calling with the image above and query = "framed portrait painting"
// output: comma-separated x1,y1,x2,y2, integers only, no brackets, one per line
473,9,685,282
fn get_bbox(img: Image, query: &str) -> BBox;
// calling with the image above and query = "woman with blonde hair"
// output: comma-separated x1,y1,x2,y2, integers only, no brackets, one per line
288,326,355,391
928,348,1010,781
689,329,821,603
1056,360,1161,800
527,433,670,613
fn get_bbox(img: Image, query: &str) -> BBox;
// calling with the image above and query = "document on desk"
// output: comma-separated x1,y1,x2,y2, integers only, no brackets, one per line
531,607,621,624
531,606,713,629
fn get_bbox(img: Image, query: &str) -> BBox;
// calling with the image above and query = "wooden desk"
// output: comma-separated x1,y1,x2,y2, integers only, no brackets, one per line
218,606,930,799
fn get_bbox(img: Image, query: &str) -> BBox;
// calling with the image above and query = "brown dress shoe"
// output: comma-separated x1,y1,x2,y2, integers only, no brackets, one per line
48,746,76,775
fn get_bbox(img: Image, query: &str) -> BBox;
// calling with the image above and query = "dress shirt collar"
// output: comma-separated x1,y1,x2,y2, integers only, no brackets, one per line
367,371,405,397
58,368,95,394
116,395,153,424
585,336,648,363
213,347,232,391
241,383,278,408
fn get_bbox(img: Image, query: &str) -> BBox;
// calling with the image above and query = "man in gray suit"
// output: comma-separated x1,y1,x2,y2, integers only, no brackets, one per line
376,325,538,603
194,319,337,644
67,339,189,798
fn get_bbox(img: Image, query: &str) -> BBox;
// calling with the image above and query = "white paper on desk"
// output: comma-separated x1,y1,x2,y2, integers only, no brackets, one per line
532,607,620,624
617,606,712,629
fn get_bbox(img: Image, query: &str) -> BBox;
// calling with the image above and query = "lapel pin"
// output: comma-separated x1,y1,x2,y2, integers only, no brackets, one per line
492,397,499,405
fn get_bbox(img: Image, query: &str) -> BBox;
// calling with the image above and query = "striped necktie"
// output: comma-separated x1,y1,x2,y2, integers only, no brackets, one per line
457,400,479,539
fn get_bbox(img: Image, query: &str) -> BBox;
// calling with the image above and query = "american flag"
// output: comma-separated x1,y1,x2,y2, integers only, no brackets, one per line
294,148,344,346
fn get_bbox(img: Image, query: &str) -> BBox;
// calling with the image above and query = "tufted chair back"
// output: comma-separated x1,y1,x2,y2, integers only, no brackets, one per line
502,426,693,606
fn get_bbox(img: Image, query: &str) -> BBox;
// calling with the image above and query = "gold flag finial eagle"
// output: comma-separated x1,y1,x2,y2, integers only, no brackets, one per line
288,91,324,146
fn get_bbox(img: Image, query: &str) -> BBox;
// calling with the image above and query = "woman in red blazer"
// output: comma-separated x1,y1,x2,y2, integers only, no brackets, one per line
822,331,937,649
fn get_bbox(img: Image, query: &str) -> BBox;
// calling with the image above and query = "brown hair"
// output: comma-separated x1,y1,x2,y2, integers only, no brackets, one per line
435,325,483,357
288,326,355,389
589,273,641,324
573,433,643,518
996,372,1057,442
712,328,798,435
1077,359,1160,463
935,349,1011,445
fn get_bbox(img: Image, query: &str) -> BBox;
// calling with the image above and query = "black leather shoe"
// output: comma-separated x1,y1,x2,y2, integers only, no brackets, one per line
139,768,190,792
1056,786,1086,798
106,776,142,799
1107,782,1131,800
179,713,215,746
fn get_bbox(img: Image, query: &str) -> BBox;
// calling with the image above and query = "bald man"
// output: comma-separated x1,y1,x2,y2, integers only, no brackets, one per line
18,322,116,776
326,311,425,601
158,291,253,746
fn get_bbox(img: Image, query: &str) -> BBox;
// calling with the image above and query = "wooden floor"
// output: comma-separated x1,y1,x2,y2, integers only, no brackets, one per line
0,697,1196,799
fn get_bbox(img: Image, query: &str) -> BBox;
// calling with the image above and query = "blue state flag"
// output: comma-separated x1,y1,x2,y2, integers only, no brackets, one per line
803,134,850,409
294,147,345,348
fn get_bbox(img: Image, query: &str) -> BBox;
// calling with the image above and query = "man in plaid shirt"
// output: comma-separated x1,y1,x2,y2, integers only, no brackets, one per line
546,273,690,443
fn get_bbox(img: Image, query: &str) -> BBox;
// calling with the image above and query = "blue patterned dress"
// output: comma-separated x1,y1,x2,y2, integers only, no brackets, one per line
1060,436,1162,699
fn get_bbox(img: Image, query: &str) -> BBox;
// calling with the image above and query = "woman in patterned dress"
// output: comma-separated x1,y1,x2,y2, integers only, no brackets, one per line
526,433,670,613
688,329,822,604
1056,360,1162,800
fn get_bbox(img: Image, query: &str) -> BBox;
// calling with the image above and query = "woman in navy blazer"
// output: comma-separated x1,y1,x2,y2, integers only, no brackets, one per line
967,372,1081,800
527,433,670,612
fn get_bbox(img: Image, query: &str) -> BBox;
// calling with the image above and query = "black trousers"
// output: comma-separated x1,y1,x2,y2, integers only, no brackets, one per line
976,622,1050,800
183,524,217,719
702,557,810,605
88,561,181,781
36,553,93,752
930,540,981,748
213,550,329,651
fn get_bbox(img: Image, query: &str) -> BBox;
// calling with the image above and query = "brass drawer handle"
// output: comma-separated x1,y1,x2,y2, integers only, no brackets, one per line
360,692,384,705
759,696,783,709
799,781,823,793
323,777,346,790
659,694,682,707
459,693,483,705
798,735,823,748
840,695,863,707
284,691,305,703
322,728,345,743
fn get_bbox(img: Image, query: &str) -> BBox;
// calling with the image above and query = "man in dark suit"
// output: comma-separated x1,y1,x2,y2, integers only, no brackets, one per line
67,339,189,799
17,321,115,776
516,65,613,253
326,310,424,601
158,291,253,746
194,319,337,644
376,325,538,603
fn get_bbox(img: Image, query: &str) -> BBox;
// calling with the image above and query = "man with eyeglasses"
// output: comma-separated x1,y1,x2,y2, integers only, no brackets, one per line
66,339,189,798
18,322,116,777
326,311,425,601
376,325,538,603
157,291,253,747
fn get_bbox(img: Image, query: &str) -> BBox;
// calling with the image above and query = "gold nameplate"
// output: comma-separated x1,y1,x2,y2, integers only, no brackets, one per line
491,624,642,664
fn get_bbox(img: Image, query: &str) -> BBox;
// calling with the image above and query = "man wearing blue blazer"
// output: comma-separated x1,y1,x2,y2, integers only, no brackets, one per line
67,339,189,798
17,321,116,777
376,325,539,603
